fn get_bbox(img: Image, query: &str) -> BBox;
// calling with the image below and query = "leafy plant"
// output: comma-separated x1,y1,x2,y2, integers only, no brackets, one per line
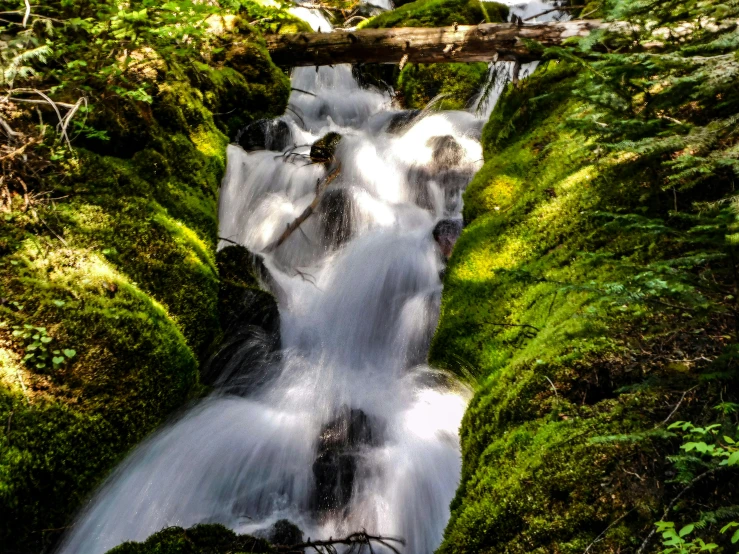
11,324,76,370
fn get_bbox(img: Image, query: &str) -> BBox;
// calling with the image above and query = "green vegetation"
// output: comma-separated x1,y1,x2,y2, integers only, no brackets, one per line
360,0,507,28
432,0,739,551
398,62,489,110
0,1,290,552
105,524,274,554
361,0,507,111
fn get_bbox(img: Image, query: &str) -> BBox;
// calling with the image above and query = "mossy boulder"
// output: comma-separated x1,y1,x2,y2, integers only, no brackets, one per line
398,62,489,110
431,60,739,553
310,132,343,165
0,29,290,554
360,0,508,28
104,524,274,554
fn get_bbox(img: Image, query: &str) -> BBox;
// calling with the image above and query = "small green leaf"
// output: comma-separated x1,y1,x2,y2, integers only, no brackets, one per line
63,349,76,358
27,342,40,351
53,300,66,307
679,524,694,537
724,436,736,444
41,336,52,344
52,356,65,365
725,451,739,466
35,363,46,369
732,529,739,544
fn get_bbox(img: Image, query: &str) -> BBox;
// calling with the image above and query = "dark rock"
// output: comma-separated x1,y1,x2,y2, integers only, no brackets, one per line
311,406,381,516
203,245,281,394
428,135,464,169
433,219,463,259
310,132,342,165
386,109,421,134
319,188,353,249
267,519,304,546
236,119,292,152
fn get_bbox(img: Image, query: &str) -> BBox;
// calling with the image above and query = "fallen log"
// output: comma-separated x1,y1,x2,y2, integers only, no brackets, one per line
264,19,604,66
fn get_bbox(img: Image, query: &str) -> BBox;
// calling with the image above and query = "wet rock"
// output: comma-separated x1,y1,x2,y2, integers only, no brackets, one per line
267,519,304,546
312,406,380,516
202,245,281,393
236,119,291,152
310,132,342,165
428,135,464,169
386,109,421,134
433,219,463,259
319,188,353,249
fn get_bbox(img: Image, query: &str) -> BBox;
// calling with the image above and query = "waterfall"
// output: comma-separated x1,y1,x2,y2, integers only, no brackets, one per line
56,2,566,551
56,64,482,554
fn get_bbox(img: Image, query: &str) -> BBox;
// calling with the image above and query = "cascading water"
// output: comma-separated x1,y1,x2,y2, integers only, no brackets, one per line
57,65,481,554
57,3,566,552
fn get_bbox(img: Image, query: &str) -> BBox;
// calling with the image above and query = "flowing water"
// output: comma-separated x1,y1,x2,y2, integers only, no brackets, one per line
57,3,566,552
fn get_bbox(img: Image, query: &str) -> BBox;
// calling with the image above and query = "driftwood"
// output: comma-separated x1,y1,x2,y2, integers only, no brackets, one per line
276,531,405,553
265,19,604,66
265,164,342,252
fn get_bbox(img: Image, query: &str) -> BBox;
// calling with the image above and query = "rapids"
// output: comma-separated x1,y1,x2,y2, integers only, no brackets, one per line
56,3,566,553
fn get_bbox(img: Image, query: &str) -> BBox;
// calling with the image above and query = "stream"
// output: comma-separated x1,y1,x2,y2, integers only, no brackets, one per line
56,3,564,553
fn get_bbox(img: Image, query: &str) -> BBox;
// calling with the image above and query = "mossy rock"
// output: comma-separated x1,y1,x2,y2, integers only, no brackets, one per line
310,132,343,165
431,60,739,553
398,62,489,110
105,524,274,554
360,0,508,28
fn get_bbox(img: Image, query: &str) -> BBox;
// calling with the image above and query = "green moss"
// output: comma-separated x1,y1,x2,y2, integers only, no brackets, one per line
0,29,290,554
105,524,274,554
361,0,508,28
398,62,489,110
431,59,739,553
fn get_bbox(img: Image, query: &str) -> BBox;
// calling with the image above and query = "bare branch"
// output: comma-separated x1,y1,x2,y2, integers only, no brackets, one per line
265,164,341,252
277,531,405,554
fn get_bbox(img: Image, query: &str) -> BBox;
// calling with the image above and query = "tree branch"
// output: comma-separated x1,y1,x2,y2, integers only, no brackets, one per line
265,164,341,252
277,531,405,554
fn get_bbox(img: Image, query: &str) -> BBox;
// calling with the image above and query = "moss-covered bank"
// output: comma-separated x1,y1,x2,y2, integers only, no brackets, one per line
0,21,289,554
431,57,739,553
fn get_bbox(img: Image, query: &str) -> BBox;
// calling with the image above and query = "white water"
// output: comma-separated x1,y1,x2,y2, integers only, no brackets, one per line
57,65,483,554
56,2,568,550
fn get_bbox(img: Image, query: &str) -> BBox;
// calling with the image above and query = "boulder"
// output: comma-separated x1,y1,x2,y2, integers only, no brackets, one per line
386,109,421,134
319,188,354,249
236,119,292,152
433,218,463,259
310,132,342,165
428,135,464,169
202,245,281,393
267,519,304,546
311,406,381,516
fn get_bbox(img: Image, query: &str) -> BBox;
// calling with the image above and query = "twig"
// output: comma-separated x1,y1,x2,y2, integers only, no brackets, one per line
584,509,635,553
0,116,22,138
524,5,585,21
22,0,30,26
654,386,699,429
545,375,559,399
291,87,316,96
635,467,724,554
0,137,36,160
218,236,241,246
277,531,405,554
4,97,77,109
265,164,341,252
